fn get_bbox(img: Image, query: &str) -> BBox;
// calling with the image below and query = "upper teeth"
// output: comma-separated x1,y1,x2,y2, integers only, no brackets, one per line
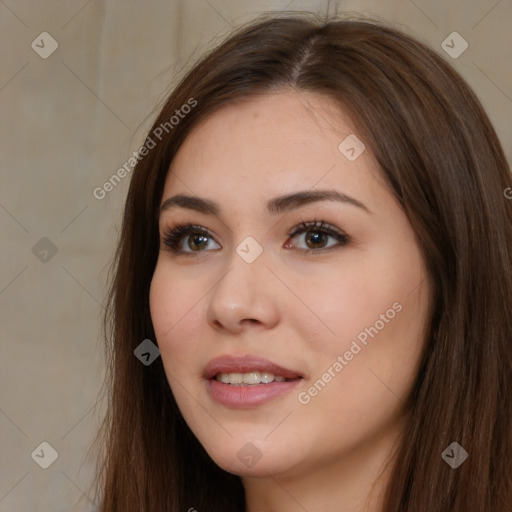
215,372,287,385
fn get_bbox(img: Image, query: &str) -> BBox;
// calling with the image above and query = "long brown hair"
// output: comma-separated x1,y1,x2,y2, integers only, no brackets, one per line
90,12,512,511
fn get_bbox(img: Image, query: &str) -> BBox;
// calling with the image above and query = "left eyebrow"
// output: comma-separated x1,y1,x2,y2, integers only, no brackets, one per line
159,188,372,217
267,189,371,215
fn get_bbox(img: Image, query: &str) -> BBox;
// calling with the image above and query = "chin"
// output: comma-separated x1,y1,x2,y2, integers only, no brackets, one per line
202,439,300,478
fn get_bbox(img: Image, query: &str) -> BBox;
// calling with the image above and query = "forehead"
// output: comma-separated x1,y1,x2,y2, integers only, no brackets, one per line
162,90,383,210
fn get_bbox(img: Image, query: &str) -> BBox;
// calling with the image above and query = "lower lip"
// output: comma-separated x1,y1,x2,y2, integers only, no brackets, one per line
206,378,302,408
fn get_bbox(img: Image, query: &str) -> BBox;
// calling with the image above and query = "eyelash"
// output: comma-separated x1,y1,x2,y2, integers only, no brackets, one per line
161,219,349,256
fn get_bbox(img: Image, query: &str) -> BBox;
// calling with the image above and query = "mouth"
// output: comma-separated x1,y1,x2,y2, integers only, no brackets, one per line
203,354,304,407
213,371,300,385
203,354,304,381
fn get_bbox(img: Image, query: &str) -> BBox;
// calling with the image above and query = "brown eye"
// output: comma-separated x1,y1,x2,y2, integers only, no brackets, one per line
186,234,209,251
303,231,330,249
162,223,220,255
287,220,349,254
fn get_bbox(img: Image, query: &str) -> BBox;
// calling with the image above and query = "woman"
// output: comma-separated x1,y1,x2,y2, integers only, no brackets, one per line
91,12,512,511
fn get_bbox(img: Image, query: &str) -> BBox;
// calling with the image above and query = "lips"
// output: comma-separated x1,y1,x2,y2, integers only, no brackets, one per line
203,354,304,381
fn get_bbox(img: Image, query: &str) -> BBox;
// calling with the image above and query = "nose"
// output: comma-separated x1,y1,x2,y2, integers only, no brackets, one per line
206,248,280,334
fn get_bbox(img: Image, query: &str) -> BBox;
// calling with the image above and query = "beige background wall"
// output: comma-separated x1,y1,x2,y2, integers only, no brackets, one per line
1,1,510,510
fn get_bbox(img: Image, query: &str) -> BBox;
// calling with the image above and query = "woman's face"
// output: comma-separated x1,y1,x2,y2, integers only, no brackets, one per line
150,90,431,480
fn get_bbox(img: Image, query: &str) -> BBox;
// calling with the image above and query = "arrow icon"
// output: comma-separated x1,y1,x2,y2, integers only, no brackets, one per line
134,339,160,365
31,32,59,59
31,441,58,468
441,441,468,468
339,134,365,161
236,237,263,263
441,32,468,59
237,441,262,467
32,237,58,262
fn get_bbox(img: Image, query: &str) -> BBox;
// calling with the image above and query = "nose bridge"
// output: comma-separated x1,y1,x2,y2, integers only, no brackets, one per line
214,237,268,305
206,236,278,331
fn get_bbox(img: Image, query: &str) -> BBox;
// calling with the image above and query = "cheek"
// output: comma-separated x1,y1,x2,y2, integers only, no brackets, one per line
289,262,400,357
318,245,428,350
292,248,429,401
149,265,204,373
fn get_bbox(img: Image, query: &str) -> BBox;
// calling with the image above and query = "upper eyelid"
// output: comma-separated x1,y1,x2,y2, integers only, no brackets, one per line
160,220,343,239
289,220,344,236
160,221,347,253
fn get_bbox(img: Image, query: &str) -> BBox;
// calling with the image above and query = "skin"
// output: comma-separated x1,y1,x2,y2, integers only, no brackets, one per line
149,89,432,512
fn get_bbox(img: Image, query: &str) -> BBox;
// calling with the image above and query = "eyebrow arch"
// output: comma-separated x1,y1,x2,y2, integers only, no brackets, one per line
159,189,371,217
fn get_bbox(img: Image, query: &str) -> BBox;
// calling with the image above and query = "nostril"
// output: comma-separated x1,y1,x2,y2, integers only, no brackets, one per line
240,318,260,327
